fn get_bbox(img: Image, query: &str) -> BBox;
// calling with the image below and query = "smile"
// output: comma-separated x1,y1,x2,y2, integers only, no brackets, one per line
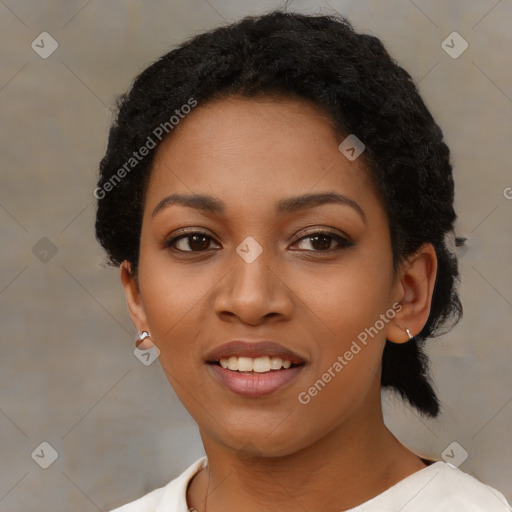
204,340,307,397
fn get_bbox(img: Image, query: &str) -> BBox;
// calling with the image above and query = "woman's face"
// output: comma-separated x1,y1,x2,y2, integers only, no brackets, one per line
125,96,407,456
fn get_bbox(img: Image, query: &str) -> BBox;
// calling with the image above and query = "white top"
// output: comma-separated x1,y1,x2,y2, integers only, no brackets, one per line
108,456,511,511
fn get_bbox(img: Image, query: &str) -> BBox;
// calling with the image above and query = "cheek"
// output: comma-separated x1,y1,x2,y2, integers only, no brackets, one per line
306,283,388,386
296,257,393,399
137,250,212,359
294,266,390,410
299,256,393,343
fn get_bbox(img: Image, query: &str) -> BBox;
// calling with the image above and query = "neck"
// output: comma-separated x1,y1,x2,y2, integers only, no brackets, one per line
187,398,426,512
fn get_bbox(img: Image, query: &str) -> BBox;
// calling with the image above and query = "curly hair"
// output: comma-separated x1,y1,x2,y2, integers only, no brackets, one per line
95,10,464,418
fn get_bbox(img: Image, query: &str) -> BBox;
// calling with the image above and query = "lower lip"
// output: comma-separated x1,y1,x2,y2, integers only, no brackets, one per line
207,363,304,398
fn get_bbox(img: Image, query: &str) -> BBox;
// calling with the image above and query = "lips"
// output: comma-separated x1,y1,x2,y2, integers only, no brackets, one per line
205,340,307,398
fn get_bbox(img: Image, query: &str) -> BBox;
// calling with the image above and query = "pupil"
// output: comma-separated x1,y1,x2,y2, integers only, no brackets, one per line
190,234,209,251
311,235,330,250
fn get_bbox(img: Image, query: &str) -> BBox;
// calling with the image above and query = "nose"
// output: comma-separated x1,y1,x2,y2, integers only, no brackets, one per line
213,245,294,326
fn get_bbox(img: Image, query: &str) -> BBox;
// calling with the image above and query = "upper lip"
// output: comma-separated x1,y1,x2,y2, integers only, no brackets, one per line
205,341,306,365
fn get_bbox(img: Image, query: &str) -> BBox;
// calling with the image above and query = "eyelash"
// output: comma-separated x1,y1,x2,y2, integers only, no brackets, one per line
164,229,353,254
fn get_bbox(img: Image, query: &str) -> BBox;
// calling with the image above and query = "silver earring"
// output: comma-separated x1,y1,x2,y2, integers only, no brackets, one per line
135,330,153,349
405,328,414,340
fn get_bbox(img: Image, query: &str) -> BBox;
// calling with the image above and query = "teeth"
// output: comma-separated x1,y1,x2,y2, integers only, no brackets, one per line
218,356,294,372
253,357,270,373
270,357,282,370
238,357,253,372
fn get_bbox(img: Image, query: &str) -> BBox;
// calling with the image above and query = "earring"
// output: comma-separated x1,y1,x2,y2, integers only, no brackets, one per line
405,328,414,340
135,330,155,350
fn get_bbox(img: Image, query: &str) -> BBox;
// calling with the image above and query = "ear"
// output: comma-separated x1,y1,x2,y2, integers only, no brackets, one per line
386,243,438,343
120,260,148,332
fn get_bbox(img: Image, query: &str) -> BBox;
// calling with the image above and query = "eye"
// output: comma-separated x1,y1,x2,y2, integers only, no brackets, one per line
164,229,352,254
164,231,220,252
291,230,352,252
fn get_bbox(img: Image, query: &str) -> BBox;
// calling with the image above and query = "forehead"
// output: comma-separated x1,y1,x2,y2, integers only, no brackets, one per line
146,95,380,219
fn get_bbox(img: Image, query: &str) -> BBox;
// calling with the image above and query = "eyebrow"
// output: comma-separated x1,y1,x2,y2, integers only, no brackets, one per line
152,191,366,223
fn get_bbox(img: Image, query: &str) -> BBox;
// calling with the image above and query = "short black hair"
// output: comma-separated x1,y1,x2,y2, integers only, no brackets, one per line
95,10,464,418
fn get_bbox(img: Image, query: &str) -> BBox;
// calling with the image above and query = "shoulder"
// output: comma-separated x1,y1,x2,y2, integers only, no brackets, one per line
107,486,166,512
386,462,510,511
350,462,510,512
107,456,208,512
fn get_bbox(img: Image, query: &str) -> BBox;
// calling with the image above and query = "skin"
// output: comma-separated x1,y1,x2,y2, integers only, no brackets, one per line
121,95,438,512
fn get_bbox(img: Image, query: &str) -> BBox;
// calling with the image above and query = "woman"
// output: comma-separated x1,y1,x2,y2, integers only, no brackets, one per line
95,10,510,512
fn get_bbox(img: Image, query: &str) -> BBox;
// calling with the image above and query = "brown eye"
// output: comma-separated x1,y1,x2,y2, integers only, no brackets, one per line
292,231,352,252
165,232,220,252
309,234,333,251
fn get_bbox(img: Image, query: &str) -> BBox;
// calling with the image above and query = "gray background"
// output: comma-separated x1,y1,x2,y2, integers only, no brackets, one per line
1,0,511,510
